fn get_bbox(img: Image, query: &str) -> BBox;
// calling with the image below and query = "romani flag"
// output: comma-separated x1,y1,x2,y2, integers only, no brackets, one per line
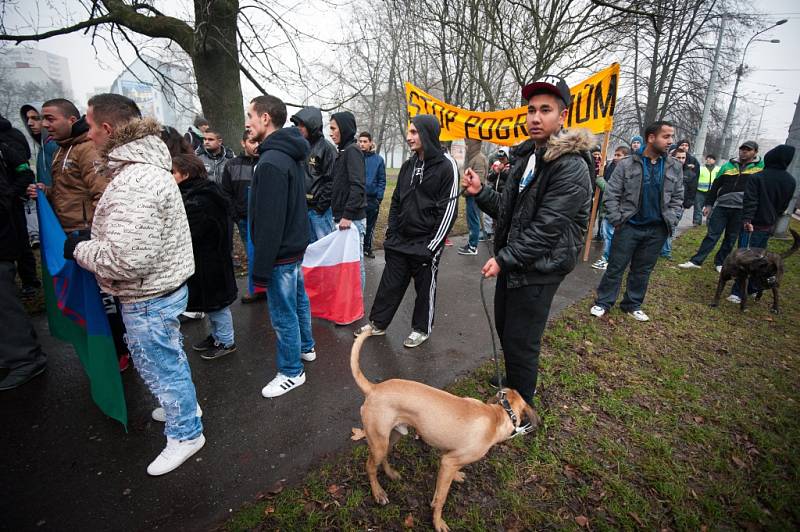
37,194,127,428
302,227,364,325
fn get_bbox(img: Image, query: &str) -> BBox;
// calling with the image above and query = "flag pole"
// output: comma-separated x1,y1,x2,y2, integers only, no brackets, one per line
583,130,611,262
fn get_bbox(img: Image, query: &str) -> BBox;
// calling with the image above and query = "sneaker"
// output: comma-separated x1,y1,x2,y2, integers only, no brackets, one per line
301,349,317,362
152,404,203,423
478,233,488,242
715,265,723,273
146,434,206,476
457,244,478,255
726,294,741,304
262,372,306,398
364,250,376,259
241,292,266,304
192,335,217,352
445,238,453,247
627,310,650,322
181,311,205,320
20,285,38,298
118,353,131,372
353,322,386,337
590,305,606,317
200,343,237,360
0,362,46,391
678,261,701,269
591,258,608,270
403,330,429,348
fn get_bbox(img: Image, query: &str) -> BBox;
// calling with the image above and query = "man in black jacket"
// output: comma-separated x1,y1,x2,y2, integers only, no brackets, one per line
246,95,316,398
355,115,459,348
0,137,47,390
291,106,338,243
329,111,367,293
463,76,593,405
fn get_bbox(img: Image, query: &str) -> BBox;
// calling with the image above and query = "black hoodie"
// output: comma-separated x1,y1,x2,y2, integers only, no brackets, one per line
384,114,459,257
249,127,311,285
290,106,338,212
742,144,797,230
329,111,366,221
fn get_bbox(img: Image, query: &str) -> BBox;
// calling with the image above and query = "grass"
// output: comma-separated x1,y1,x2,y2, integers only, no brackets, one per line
224,220,800,531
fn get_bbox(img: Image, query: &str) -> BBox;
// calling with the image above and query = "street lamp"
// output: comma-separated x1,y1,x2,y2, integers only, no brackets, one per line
755,88,783,140
719,19,787,158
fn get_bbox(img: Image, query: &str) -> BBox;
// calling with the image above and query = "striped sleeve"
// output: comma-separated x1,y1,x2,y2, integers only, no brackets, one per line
427,153,460,252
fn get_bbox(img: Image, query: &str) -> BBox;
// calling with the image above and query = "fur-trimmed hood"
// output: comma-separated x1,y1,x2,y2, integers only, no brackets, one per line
543,127,596,162
97,118,171,177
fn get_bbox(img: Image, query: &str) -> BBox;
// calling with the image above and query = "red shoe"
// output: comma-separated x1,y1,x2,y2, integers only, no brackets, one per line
445,238,453,247
118,353,131,372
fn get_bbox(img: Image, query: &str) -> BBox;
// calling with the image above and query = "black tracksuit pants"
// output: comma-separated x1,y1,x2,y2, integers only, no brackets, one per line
369,248,442,334
494,273,560,405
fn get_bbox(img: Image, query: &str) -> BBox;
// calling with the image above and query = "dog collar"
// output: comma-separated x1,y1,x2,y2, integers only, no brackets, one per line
498,391,518,431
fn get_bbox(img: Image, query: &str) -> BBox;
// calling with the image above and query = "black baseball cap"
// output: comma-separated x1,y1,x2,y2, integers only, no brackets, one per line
522,75,571,107
739,140,758,151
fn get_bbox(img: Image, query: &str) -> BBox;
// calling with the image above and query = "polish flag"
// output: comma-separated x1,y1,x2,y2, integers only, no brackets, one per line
302,228,364,325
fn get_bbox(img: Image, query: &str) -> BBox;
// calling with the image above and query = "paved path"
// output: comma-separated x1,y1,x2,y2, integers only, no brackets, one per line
2,214,692,531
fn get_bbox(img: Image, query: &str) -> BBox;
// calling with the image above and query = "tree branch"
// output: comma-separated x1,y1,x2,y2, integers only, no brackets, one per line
0,15,116,43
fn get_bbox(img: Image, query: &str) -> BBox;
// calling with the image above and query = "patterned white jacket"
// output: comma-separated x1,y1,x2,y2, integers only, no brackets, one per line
74,118,194,303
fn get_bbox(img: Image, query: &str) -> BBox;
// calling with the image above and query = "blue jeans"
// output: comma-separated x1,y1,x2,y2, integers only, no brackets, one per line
236,218,248,248
350,218,367,292
601,218,615,261
693,191,707,225
595,223,668,312
731,231,771,297
466,196,482,247
120,285,202,441
266,261,314,377
689,206,742,267
308,207,335,243
661,235,673,258
207,306,234,346
364,197,381,253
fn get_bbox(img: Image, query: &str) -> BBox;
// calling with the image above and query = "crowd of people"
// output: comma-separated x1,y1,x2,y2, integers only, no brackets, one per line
0,71,796,478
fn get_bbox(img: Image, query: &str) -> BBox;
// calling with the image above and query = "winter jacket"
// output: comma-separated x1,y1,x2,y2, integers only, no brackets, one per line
73,118,194,303
697,164,720,192
196,144,234,185
179,176,238,312
465,138,488,182
603,152,684,232
290,107,338,212
249,127,311,286
221,154,257,221
475,128,593,287
705,156,764,209
330,111,366,221
0,127,34,261
49,117,109,232
742,144,797,231
385,114,459,257
19,102,58,186
680,159,699,209
364,151,387,200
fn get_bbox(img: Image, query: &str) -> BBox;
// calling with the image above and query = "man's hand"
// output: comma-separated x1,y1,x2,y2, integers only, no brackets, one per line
338,218,352,230
462,168,482,196
702,206,711,218
481,257,501,278
27,182,46,199
64,230,91,261
743,222,754,233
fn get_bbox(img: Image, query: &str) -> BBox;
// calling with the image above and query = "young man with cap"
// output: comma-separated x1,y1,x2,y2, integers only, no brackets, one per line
679,140,764,272
355,115,459,348
462,76,593,404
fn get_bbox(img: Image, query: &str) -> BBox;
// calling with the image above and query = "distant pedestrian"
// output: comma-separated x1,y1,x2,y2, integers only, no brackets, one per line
459,138,488,256
359,131,386,258
19,102,58,247
185,115,209,151
591,145,630,270
694,154,720,225
196,129,234,184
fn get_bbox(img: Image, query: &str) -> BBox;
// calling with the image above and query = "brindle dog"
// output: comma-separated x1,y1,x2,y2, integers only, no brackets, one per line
711,229,799,313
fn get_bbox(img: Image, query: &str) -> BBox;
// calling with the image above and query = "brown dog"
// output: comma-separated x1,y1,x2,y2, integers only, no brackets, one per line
350,330,538,532
711,229,799,313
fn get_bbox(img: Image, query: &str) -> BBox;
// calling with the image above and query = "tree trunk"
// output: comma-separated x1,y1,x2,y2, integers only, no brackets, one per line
192,0,244,152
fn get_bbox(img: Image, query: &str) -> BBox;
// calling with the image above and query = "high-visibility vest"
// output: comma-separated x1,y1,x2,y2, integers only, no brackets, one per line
697,165,720,192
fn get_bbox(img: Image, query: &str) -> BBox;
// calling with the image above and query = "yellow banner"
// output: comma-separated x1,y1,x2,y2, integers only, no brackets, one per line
405,63,619,147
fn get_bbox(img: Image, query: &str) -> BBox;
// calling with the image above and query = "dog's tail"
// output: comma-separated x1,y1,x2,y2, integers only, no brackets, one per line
350,330,374,396
780,229,800,260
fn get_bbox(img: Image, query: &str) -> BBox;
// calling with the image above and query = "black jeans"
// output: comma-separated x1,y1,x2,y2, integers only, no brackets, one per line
595,222,668,312
364,197,381,254
369,248,442,334
13,203,38,288
494,274,560,405
690,206,742,267
0,261,45,371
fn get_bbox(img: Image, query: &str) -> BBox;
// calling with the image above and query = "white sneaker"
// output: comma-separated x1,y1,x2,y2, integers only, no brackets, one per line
403,330,430,348
353,322,386,337
151,404,203,423
716,265,723,273
261,372,306,398
726,294,741,304
301,349,317,362
591,258,608,270
590,305,606,317
146,434,205,476
678,261,700,269
628,310,650,322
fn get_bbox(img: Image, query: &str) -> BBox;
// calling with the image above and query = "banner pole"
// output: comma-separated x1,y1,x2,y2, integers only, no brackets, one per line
582,130,611,262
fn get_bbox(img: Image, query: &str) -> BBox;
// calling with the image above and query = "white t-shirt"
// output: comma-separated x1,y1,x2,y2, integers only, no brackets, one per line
518,153,537,192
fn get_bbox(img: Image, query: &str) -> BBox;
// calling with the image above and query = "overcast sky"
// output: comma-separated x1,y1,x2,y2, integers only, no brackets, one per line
3,0,798,143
